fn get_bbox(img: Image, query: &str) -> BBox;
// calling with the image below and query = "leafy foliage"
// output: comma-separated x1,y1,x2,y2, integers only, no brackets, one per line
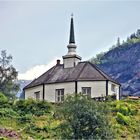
13,98,52,116
116,112,131,125
57,95,114,139
0,50,19,98
109,99,140,139
0,108,18,118
89,52,105,64
17,114,32,124
137,122,140,139
0,92,8,105
0,95,140,139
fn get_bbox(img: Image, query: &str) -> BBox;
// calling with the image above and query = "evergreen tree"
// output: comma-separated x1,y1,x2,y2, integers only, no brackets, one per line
0,50,19,98
116,37,121,47
136,29,140,38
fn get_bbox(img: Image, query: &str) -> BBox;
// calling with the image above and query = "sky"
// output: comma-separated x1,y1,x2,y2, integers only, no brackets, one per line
0,0,140,80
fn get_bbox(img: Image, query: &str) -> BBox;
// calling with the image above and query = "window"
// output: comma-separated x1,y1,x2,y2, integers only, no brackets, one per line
82,87,91,97
111,84,116,92
34,91,40,100
55,89,64,102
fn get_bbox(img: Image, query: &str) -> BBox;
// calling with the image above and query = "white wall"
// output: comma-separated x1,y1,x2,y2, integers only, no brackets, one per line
63,57,81,68
77,81,106,98
45,82,75,102
24,80,120,102
108,81,120,100
25,85,43,100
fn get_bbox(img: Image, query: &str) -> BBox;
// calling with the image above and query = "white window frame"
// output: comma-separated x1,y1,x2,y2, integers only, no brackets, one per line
55,89,64,102
34,91,40,100
82,87,91,97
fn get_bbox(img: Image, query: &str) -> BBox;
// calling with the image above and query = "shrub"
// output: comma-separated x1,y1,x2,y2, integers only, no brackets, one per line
13,99,52,116
0,137,7,140
115,102,138,116
136,122,140,139
57,94,114,139
0,92,8,105
116,112,130,125
0,108,18,118
117,105,129,115
42,125,49,132
106,95,116,101
34,101,52,116
17,114,32,123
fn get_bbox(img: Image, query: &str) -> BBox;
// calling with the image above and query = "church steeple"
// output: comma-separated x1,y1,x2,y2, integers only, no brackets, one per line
66,15,77,55
69,14,75,44
62,15,82,68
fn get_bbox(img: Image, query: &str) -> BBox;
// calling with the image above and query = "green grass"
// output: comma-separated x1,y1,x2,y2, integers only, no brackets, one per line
0,99,140,139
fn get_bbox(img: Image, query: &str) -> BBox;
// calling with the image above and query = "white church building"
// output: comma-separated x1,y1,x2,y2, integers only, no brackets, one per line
24,16,121,102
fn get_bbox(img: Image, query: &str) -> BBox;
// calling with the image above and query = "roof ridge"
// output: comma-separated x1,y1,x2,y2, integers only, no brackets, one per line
75,62,88,80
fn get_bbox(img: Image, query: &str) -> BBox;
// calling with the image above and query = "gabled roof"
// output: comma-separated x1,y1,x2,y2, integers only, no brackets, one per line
24,61,120,90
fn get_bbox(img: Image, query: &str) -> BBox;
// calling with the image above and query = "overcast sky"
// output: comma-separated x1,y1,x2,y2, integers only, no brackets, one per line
0,1,140,80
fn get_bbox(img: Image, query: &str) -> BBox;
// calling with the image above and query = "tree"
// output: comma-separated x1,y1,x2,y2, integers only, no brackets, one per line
130,33,137,39
57,95,114,139
116,37,121,47
89,52,105,64
136,29,140,38
0,50,19,98
109,45,116,50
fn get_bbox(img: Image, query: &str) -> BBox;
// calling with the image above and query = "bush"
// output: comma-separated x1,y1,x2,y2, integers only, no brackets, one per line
106,94,116,101
115,102,138,116
0,92,8,105
0,108,18,118
116,105,129,115
18,114,32,123
136,122,140,139
57,95,114,139
13,99,52,116
0,137,7,140
116,112,130,125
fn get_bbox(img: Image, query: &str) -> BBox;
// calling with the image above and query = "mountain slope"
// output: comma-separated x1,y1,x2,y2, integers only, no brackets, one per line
90,30,140,96
100,42,140,96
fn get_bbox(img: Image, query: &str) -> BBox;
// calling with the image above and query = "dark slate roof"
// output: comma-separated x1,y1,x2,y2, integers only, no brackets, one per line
24,61,120,90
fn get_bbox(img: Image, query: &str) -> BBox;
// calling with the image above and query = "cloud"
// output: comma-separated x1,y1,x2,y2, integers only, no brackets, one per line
18,58,62,80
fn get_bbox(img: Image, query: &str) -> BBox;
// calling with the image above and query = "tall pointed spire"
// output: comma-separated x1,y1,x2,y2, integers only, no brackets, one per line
69,14,75,44
62,14,82,68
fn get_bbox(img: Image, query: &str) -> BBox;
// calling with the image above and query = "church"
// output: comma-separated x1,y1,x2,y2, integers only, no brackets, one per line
24,16,121,102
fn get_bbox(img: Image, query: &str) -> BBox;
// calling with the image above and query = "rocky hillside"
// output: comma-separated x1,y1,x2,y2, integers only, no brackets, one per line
90,30,140,96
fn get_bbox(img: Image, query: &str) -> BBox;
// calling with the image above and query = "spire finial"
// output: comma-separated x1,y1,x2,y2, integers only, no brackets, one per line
71,13,73,18
69,14,75,44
